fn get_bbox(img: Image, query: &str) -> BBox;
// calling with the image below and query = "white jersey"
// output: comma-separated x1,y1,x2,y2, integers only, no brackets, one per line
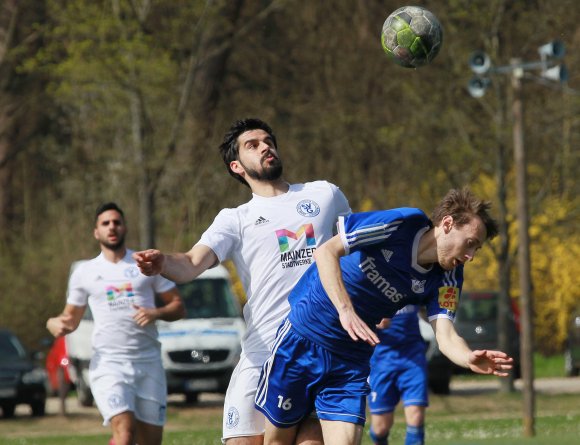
197,180,350,354
67,249,176,361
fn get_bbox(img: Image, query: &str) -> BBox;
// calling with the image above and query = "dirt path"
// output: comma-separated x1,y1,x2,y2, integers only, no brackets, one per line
2,377,579,439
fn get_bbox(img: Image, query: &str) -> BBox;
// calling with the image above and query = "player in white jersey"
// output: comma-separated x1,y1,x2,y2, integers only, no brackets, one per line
46,203,185,445
133,118,351,445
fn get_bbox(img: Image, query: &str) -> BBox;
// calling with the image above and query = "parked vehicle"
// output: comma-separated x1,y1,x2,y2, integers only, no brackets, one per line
64,262,245,405
160,265,245,403
564,305,580,377
452,291,521,377
0,329,48,418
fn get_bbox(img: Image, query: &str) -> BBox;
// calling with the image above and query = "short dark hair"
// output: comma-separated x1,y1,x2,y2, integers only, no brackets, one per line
219,118,278,186
94,202,125,224
431,187,499,241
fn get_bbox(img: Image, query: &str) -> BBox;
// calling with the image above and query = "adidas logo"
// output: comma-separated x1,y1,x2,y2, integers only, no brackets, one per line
381,249,393,262
254,216,270,226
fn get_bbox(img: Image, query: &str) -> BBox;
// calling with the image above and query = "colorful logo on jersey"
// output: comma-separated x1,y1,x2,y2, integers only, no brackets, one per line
296,199,320,217
106,282,135,301
438,286,459,312
276,224,316,252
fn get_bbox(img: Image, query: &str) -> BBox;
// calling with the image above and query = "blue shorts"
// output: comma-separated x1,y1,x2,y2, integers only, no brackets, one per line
255,320,370,427
367,342,429,414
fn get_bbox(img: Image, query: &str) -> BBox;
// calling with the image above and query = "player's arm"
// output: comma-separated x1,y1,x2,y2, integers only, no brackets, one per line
133,244,218,283
133,287,185,327
314,235,379,346
431,317,513,376
46,304,86,338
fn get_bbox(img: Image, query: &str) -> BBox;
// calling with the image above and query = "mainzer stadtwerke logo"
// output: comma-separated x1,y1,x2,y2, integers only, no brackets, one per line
296,199,320,217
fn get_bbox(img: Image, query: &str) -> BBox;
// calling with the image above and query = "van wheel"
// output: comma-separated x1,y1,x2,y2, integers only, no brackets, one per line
185,392,198,404
430,379,450,395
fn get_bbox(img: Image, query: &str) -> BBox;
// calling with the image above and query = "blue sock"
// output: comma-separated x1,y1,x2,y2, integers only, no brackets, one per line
405,425,425,445
369,426,389,445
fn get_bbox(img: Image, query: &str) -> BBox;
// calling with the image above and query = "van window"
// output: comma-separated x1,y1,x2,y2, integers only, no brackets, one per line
178,278,241,319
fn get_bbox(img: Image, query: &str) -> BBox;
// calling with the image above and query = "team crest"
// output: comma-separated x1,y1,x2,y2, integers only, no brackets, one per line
296,200,320,217
226,406,240,429
124,266,140,278
411,278,426,293
108,393,123,410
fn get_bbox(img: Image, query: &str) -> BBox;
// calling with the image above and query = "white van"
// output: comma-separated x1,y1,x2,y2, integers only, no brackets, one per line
65,262,245,405
159,265,245,403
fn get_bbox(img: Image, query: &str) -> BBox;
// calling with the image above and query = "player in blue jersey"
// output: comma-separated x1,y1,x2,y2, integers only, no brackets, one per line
255,187,514,445
368,305,429,445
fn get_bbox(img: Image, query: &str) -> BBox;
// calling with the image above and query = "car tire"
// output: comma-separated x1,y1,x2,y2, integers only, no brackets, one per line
1,403,16,418
31,399,46,417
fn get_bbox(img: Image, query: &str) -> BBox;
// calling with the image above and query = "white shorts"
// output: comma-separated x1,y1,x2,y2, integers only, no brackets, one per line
89,356,167,427
222,351,270,442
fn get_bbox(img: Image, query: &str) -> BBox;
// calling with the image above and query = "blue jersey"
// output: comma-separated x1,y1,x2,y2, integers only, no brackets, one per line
288,208,463,362
376,304,423,347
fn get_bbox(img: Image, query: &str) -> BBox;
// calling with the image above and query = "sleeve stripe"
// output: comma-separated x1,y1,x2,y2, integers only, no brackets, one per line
442,269,458,288
344,220,403,248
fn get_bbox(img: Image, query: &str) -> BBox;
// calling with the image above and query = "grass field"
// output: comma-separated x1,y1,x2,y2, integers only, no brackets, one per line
0,355,578,444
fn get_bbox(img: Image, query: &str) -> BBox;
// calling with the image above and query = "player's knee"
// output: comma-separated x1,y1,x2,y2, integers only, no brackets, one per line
369,425,389,445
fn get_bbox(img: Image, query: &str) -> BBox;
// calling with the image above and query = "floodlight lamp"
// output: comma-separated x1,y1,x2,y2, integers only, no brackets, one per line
467,76,491,98
538,40,565,59
469,51,491,75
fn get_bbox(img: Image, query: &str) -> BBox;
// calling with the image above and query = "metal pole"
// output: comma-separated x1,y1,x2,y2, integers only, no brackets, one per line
511,58,535,437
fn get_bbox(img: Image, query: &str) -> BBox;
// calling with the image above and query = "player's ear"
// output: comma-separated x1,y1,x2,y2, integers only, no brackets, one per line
230,160,244,176
442,215,454,234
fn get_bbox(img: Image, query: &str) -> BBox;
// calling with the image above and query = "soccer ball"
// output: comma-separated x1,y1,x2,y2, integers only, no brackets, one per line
381,6,443,68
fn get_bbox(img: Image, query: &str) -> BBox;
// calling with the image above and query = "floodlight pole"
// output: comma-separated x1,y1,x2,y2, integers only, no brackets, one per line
468,43,567,438
511,59,535,437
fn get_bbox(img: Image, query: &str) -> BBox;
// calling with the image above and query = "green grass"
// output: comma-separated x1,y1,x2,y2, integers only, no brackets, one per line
1,414,578,445
534,353,565,378
0,354,575,445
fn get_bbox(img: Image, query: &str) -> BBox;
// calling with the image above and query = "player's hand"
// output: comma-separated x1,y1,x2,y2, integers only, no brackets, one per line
132,304,158,327
338,308,380,347
376,318,391,330
132,249,164,276
46,314,75,337
468,349,514,376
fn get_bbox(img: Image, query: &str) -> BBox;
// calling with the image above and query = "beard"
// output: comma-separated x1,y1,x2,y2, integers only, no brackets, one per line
100,234,125,251
241,155,283,182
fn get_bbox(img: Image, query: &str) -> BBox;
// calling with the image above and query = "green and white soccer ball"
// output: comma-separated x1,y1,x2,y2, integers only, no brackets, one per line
381,6,443,68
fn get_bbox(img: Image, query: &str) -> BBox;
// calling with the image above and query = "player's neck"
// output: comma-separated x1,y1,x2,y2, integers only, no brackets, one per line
101,245,127,263
249,178,290,198
417,228,437,267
